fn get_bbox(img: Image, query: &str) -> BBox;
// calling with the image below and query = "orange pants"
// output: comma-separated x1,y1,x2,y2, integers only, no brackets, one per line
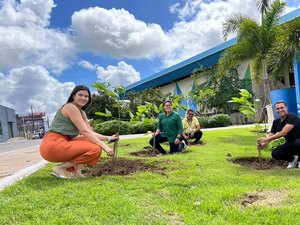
40,132,102,167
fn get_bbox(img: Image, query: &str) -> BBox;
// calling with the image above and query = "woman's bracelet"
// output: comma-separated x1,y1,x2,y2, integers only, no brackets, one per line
107,137,111,142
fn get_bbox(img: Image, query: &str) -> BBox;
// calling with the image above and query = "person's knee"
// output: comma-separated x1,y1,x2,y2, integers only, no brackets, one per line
91,146,101,157
271,150,280,160
149,138,154,145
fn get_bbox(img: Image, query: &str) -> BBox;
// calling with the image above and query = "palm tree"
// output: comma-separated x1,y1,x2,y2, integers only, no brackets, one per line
268,18,300,81
218,0,286,106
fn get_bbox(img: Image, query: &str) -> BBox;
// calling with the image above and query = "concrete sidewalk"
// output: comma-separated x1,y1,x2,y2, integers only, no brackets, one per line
0,124,256,190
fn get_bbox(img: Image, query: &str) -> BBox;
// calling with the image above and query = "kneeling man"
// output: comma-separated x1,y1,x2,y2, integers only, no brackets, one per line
257,100,300,168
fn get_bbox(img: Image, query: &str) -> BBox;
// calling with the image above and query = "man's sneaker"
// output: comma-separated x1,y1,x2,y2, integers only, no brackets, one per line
287,161,298,169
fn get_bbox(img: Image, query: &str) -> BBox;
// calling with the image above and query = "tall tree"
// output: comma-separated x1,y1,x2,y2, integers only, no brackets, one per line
218,0,286,106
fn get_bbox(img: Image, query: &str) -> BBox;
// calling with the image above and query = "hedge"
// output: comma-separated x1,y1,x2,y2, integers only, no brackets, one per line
93,114,231,135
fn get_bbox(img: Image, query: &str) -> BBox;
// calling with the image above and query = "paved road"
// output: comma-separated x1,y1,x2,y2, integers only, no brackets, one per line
0,139,42,154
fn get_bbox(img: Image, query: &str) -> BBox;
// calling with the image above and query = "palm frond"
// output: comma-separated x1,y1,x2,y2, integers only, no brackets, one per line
217,40,257,76
222,13,248,40
283,18,300,58
257,0,270,17
263,0,285,31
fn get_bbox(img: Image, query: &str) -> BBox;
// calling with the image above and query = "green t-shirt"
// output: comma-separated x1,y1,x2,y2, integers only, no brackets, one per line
158,111,183,143
48,109,80,138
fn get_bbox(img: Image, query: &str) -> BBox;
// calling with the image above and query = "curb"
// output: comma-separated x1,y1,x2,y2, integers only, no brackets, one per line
0,160,48,191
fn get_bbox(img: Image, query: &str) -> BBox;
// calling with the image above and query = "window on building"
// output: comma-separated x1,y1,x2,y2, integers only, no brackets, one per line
0,121,2,135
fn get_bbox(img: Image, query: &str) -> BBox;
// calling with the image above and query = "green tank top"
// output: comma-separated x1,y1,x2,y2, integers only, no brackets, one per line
49,108,81,138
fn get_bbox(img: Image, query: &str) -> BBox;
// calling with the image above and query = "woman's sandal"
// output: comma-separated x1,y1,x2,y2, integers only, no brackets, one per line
50,165,69,179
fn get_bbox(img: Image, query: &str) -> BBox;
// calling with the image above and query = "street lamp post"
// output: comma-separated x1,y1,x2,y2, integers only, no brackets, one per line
31,105,34,136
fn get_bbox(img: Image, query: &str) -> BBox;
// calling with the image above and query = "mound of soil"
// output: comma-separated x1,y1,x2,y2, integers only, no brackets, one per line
130,147,161,157
230,157,288,170
130,146,192,157
82,157,167,176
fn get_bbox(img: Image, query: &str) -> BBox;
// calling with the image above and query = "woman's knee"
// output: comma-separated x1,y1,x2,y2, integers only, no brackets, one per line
92,146,102,157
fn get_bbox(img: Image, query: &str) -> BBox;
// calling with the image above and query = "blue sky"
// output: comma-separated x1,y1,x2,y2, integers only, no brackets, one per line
0,0,299,119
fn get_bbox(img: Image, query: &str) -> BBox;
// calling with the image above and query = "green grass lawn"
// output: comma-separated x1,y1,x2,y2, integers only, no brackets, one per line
1,127,300,225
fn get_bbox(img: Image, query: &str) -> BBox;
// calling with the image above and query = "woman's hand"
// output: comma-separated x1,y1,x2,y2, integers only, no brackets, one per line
105,147,114,156
111,134,119,142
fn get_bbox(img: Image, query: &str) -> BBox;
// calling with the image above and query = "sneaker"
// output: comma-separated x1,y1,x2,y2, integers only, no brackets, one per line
181,140,187,150
287,161,298,169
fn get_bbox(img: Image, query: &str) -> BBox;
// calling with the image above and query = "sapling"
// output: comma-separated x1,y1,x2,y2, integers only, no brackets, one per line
92,82,127,174
229,89,266,168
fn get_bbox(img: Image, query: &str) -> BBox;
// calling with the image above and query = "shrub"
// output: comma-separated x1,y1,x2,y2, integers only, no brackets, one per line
94,114,231,135
196,116,210,128
130,120,158,134
209,114,231,127
94,120,131,135
196,114,231,128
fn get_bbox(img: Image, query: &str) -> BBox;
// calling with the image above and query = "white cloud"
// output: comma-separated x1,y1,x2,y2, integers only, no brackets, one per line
96,61,140,87
78,60,97,71
71,7,172,58
162,0,262,67
0,65,75,117
0,0,54,27
0,0,74,73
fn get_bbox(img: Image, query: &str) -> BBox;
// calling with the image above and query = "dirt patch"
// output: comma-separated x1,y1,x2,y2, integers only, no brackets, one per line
82,157,168,176
130,146,192,157
130,147,161,157
241,190,288,207
229,157,287,170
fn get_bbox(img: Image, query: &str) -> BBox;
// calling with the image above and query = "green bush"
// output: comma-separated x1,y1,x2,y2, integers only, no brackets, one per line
94,114,231,135
209,114,231,127
94,120,131,135
130,120,158,134
196,116,210,129
196,114,231,128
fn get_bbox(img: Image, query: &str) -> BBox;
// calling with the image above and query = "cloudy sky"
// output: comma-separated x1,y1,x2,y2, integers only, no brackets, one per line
0,0,299,120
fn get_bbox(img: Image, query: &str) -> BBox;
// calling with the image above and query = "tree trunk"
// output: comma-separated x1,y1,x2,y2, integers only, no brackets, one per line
262,58,271,106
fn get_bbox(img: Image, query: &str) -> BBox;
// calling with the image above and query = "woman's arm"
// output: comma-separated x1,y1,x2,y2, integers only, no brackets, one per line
62,104,113,155
81,110,119,142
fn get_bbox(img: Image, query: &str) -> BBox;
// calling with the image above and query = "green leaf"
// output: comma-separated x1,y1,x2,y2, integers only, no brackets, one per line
95,112,111,117
105,108,112,117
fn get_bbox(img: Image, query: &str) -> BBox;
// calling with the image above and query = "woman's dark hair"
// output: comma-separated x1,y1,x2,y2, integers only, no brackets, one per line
66,85,91,111
163,100,172,106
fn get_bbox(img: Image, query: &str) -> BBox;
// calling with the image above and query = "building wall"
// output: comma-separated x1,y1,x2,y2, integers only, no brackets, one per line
0,105,18,142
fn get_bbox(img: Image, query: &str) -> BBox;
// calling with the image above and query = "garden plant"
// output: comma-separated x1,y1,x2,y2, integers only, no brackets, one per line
92,82,127,174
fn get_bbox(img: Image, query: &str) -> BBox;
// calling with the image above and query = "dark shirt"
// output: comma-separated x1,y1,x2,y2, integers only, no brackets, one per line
158,111,183,143
271,113,300,142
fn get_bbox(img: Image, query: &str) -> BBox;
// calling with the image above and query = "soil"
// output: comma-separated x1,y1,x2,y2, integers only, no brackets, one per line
229,157,288,170
240,190,288,207
82,157,168,176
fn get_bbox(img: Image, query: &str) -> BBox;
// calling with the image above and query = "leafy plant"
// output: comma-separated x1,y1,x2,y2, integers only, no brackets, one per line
130,102,160,152
229,89,266,169
92,82,127,174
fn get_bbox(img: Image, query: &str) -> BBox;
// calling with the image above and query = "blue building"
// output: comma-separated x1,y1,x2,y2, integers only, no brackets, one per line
0,105,18,142
125,8,300,118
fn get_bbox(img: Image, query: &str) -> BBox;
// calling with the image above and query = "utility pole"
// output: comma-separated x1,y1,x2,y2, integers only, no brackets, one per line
31,105,34,136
